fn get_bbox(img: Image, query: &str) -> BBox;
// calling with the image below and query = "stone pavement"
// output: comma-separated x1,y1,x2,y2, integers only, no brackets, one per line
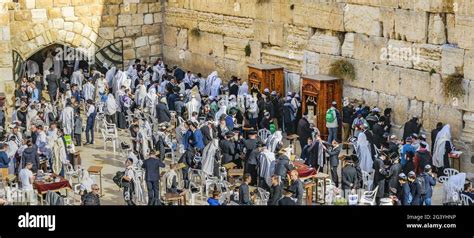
76,129,445,206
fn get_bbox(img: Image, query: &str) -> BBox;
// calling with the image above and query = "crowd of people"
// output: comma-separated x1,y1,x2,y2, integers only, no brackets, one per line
0,54,472,206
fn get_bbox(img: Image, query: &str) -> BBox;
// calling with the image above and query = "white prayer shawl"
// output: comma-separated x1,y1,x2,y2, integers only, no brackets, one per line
291,97,300,111
238,82,249,96
198,77,207,96
105,67,117,88
202,139,219,176
183,73,193,87
71,70,84,90
97,77,108,94
356,132,373,173
215,105,227,122
46,129,58,150
52,137,67,174
164,170,178,189
210,77,221,98
80,171,94,192
259,150,276,187
267,131,283,153
43,52,54,75
6,141,18,175
112,70,125,96
83,82,95,101
178,82,186,95
127,65,138,82
205,71,218,96
135,84,147,108
228,96,237,111
152,64,165,82
27,60,39,78
248,99,259,119
186,97,201,120
159,80,169,95
145,88,157,117
26,108,38,131
137,129,150,158
60,106,75,135
433,125,453,168
44,103,56,126
237,94,247,113
106,94,118,116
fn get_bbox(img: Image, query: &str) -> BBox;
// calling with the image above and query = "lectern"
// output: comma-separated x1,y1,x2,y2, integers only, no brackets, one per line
248,64,284,96
301,74,342,140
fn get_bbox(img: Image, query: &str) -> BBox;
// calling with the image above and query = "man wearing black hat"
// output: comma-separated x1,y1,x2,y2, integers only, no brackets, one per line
274,148,294,186
297,112,312,152
372,118,385,149
341,156,359,198
243,131,259,186
46,68,59,103
174,93,185,117
403,117,422,141
387,156,403,195
84,99,96,145
200,118,216,146
373,154,387,204
278,187,297,206
259,111,271,130
219,131,236,165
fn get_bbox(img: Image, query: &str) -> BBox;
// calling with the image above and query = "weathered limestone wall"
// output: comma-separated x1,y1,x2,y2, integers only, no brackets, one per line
0,0,13,101
162,0,474,172
8,0,162,63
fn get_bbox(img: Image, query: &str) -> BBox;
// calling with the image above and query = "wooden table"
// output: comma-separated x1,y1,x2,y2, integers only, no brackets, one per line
242,127,254,138
88,166,103,196
314,172,330,205
223,162,237,170
449,152,462,172
228,169,244,183
163,193,186,205
304,181,316,205
34,175,72,205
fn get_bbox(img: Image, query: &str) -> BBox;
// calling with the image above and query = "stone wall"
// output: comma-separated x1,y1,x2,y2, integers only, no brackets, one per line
162,0,474,172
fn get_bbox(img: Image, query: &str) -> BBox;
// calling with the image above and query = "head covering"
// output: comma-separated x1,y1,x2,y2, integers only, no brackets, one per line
405,137,413,143
390,135,397,140
271,91,277,95
398,173,407,180
372,107,380,113
332,101,337,105
287,92,292,96
408,171,416,178
248,130,257,135
286,96,292,101
225,131,234,138
424,165,432,170
264,88,270,93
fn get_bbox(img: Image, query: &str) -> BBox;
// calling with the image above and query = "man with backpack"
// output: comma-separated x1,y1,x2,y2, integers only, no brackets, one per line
142,150,166,205
420,165,437,206
326,101,340,144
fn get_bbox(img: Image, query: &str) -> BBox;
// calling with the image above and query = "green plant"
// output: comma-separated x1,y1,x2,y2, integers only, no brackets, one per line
290,4,295,10
430,68,436,76
329,59,355,81
443,73,465,98
190,27,201,38
244,43,251,57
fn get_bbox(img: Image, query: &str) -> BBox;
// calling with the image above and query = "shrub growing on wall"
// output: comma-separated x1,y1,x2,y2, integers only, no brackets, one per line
329,59,355,81
190,27,201,38
244,43,251,57
443,73,465,99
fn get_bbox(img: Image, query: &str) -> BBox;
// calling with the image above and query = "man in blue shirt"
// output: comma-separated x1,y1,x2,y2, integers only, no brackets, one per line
142,151,166,205
421,165,437,206
0,143,10,180
401,137,415,168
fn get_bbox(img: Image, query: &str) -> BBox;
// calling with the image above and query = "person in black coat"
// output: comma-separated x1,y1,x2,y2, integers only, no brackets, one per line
228,77,239,97
363,127,376,158
403,117,422,141
278,187,297,206
142,151,166,205
267,175,283,205
430,122,443,152
274,149,294,185
219,132,235,165
327,140,342,188
200,121,216,146
156,100,171,123
46,68,59,102
373,154,387,204
239,173,252,205
289,170,305,205
297,113,312,152
243,131,259,186
372,119,385,149
341,157,359,198
259,111,271,130
179,147,196,189
408,171,421,205
21,139,40,173
387,157,403,194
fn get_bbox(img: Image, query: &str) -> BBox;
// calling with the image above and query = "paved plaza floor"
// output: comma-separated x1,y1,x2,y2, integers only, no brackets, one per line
75,128,447,206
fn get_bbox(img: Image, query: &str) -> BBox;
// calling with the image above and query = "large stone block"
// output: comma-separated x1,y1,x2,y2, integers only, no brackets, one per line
344,4,382,36
393,95,409,125
353,34,388,64
455,15,474,50
61,7,75,18
394,9,428,43
98,27,114,40
142,24,160,35
430,73,450,105
163,26,177,47
380,8,396,39
123,48,135,60
136,45,150,58
101,15,117,27
14,10,32,22
464,50,474,80
413,44,442,73
372,64,401,96
125,26,142,37
399,68,431,102
447,14,457,45
144,13,154,25
132,13,144,26
293,3,344,32
428,13,447,45
188,32,224,59
135,36,148,48
177,28,187,50
442,45,464,76
307,30,342,56
36,0,53,9
54,0,70,7
302,50,320,75
114,27,125,38
118,14,132,27
341,32,354,58
31,9,47,23
386,39,414,69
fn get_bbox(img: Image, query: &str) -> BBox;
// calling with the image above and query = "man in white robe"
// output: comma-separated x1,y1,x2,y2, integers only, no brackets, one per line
186,95,201,120
210,76,221,98
71,69,84,91
43,51,54,76
145,87,158,117
198,74,207,96
433,124,453,170
105,66,117,89
205,71,219,97
267,131,283,153
259,147,276,188
215,101,227,122
27,60,39,79
238,82,249,96
135,80,147,109
26,105,38,131
356,132,373,173
82,79,95,101
201,139,219,176
60,103,75,135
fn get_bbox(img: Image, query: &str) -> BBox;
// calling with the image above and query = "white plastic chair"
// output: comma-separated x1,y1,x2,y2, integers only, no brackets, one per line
362,170,373,191
460,193,473,206
256,187,270,205
101,126,118,153
444,168,459,178
438,176,449,183
258,129,271,143
64,163,82,186
359,185,379,206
